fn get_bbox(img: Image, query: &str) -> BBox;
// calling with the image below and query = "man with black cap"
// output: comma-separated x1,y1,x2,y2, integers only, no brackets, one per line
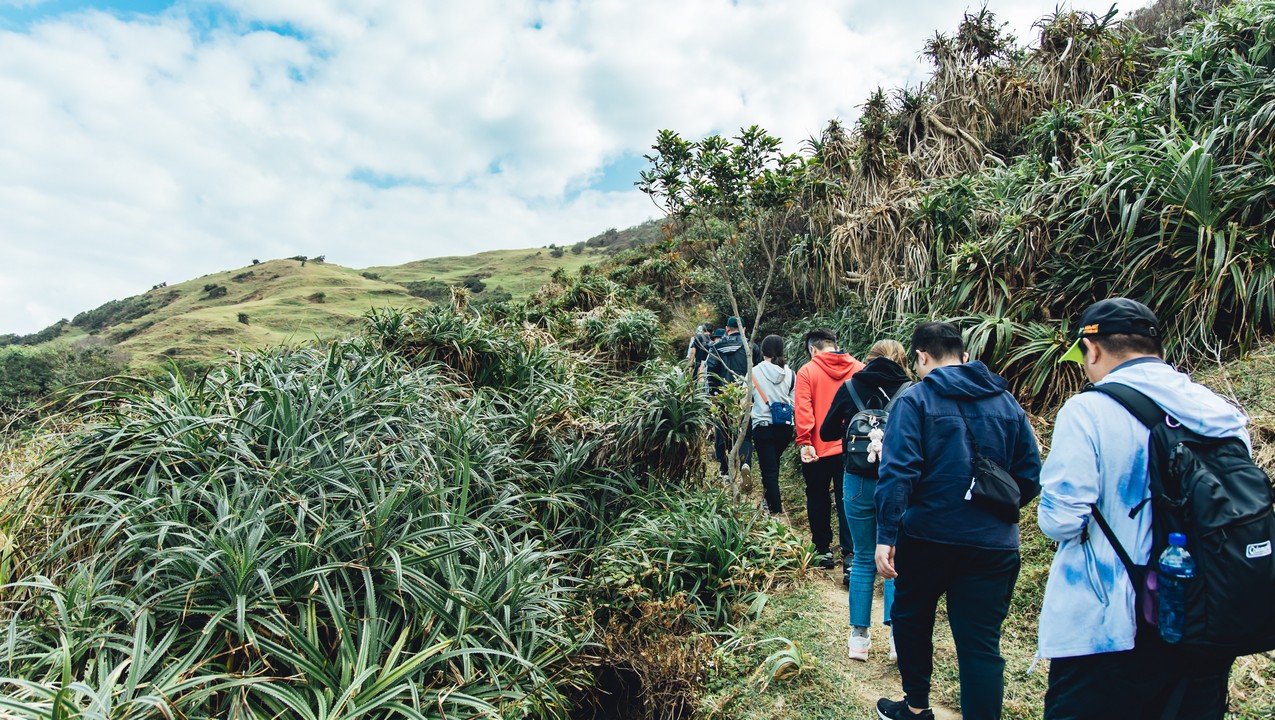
1036,298,1251,719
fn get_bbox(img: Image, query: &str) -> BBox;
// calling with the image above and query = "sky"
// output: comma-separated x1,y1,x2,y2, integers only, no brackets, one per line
0,0,1146,335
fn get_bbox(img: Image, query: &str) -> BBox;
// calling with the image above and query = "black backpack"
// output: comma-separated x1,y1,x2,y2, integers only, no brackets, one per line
843,380,913,479
1084,383,1275,655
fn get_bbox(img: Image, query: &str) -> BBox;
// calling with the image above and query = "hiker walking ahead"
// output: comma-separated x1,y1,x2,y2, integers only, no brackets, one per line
707,316,760,477
874,322,1041,720
1037,298,1255,719
687,324,714,377
795,328,862,570
751,334,795,515
820,339,912,661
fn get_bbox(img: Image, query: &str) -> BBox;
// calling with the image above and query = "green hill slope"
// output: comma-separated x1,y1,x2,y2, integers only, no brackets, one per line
3,235,642,368
100,259,430,365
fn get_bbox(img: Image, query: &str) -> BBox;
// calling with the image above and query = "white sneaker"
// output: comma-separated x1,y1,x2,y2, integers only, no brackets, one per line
888,634,897,662
847,634,871,661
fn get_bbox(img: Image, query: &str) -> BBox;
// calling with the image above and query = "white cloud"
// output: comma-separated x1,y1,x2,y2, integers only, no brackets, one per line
0,0,1145,333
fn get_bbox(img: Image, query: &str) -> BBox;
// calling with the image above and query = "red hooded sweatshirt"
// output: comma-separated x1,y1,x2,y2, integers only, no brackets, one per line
795,351,865,458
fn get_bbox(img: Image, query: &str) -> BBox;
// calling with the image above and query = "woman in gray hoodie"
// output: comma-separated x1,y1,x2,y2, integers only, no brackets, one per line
751,335,796,514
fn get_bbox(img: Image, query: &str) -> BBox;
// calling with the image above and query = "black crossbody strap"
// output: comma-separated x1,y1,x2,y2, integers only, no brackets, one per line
1084,383,1170,430
1088,503,1139,579
953,400,983,455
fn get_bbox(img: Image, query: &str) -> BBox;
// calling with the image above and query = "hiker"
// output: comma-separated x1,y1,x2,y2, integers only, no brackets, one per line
750,334,795,515
707,316,760,477
1036,298,1251,719
687,324,714,377
819,339,913,660
874,321,1042,720
794,328,862,570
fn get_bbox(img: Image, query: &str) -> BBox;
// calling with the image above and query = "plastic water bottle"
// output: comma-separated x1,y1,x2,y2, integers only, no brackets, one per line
1158,533,1195,643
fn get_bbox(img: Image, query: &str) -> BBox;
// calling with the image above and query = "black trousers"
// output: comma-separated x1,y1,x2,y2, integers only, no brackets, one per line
801,454,849,554
714,422,753,475
1044,626,1233,720
892,534,1019,720
751,423,793,513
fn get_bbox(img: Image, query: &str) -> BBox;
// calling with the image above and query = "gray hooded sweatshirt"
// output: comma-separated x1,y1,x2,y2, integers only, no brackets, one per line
751,360,795,428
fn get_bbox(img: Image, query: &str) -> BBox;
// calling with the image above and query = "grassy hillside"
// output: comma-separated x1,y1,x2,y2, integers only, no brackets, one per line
363,246,605,297
1,232,649,370
80,259,430,366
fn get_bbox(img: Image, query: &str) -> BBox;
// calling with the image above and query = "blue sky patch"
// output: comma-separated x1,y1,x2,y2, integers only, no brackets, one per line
0,0,175,29
592,152,649,193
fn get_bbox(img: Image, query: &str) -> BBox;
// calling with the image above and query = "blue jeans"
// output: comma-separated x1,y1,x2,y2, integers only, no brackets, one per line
844,471,894,629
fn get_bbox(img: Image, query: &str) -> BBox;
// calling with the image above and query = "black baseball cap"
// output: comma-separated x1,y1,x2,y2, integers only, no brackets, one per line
1060,298,1160,364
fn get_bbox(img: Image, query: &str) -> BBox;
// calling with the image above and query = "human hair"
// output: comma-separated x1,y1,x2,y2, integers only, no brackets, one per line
910,321,964,362
761,335,786,368
803,328,838,354
866,339,909,367
1086,333,1163,359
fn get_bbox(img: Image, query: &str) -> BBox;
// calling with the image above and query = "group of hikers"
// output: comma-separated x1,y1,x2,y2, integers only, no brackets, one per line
686,298,1272,720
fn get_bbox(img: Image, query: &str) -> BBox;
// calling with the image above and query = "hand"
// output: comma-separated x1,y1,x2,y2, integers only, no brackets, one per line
799,445,818,464
875,544,897,579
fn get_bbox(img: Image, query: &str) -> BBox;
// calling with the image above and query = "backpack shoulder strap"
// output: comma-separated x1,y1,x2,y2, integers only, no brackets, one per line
845,378,868,413
1083,383,1168,429
1088,503,1139,579
883,381,914,412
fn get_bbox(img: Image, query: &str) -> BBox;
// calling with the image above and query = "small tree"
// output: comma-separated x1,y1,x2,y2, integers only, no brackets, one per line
639,126,807,497
237,313,250,325
251,259,260,265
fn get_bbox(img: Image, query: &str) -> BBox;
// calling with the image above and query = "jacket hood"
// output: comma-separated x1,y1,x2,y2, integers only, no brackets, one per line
1102,359,1250,445
809,351,862,382
924,360,1008,400
854,357,911,390
754,360,790,384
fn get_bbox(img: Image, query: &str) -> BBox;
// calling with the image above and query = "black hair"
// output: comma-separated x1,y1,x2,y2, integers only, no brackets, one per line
803,328,838,354
1086,333,1163,358
910,321,964,362
761,335,786,368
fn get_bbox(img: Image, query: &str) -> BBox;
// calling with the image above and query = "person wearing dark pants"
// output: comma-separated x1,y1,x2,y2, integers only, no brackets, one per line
891,535,1019,718
1037,299,1251,720
749,335,795,514
794,328,862,568
874,322,1041,720
752,423,791,512
1044,626,1232,719
707,316,760,477
801,455,847,555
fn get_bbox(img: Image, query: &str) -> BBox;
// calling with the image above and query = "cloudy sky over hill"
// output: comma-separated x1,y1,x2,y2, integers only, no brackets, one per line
1,0,1143,334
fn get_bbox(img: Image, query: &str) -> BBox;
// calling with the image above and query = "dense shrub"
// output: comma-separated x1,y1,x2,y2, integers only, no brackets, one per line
0,309,791,719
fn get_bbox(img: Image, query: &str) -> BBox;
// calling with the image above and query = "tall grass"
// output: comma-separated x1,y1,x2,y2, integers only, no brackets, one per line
0,308,803,719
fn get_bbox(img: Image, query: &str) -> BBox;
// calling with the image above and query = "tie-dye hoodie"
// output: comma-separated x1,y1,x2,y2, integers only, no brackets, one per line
1036,357,1251,659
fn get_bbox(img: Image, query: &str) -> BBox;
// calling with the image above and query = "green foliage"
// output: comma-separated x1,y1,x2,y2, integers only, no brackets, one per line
0,343,124,410
0,320,69,348
588,491,806,632
0,308,779,718
72,292,177,333
580,308,667,370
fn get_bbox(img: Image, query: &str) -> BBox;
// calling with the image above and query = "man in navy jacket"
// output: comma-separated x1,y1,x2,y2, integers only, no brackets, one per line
873,322,1042,720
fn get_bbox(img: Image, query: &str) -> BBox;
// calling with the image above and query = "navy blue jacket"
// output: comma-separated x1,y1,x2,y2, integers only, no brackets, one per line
875,361,1041,550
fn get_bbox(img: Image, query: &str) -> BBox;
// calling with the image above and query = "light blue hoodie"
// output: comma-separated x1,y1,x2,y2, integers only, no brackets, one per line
1036,357,1251,659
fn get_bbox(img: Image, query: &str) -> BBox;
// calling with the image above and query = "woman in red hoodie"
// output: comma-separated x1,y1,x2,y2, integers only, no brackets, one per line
794,328,864,569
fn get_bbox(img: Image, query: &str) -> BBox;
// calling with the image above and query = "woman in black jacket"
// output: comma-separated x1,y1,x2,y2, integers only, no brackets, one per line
819,339,912,662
